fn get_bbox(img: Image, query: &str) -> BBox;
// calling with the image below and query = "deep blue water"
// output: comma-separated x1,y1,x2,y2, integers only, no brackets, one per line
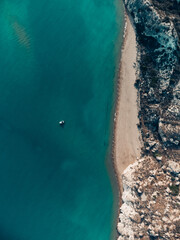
0,0,124,239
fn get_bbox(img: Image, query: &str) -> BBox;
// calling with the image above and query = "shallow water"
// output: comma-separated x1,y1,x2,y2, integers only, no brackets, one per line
0,0,124,239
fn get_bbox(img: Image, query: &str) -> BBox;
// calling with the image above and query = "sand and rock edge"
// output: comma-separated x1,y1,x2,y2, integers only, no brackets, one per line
116,0,180,239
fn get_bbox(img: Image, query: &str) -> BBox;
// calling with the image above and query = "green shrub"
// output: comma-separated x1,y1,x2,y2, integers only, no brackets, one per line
169,184,179,196
150,77,158,87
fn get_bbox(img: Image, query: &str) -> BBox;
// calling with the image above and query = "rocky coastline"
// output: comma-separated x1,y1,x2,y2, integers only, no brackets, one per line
117,0,180,239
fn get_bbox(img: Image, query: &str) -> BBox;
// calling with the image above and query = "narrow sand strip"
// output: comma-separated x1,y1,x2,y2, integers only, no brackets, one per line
114,15,141,195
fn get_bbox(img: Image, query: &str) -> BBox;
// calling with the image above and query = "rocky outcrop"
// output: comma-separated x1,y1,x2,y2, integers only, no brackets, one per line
117,157,180,240
158,118,180,146
125,0,179,91
158,81,180,146
123,0,180,149
117,0,180,239
127,0,180,148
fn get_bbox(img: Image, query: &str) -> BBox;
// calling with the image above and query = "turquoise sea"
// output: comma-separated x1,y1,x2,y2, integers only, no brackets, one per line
0,0,124,239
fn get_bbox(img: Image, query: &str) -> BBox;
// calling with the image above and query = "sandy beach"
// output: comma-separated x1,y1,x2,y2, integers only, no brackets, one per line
114,14,141,196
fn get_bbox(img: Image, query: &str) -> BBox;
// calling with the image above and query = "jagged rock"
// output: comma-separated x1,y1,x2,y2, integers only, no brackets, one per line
117,237,124,240
147,139,156,148
130,212,141,223
141,193,147,201
117,156,180,239
156,155,162,161
162,216,170,223
165,105,180,120
158,118,180,145
117,223,124,235
168,160,180,174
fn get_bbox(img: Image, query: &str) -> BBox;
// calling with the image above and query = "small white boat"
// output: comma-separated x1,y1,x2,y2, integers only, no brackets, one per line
59,120,65,126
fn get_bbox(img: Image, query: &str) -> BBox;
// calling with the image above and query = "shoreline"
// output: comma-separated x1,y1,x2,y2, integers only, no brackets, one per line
114,1,180,239
112,11,141,206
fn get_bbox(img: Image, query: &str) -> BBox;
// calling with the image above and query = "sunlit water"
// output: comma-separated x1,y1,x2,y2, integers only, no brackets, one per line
0,0,124,239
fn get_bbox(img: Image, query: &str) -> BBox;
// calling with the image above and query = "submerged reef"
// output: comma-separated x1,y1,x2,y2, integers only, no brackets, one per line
118,0,180,239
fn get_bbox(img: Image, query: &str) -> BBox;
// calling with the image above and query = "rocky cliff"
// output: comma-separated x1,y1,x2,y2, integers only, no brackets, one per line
118,156,180,240
117,0,180,239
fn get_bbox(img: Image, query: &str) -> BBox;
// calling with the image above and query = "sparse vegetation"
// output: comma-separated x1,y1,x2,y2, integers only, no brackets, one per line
169,184,179,196
134,79,140,89
150,77,158,87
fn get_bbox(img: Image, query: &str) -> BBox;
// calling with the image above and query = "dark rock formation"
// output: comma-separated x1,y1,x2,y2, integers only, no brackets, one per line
125,0,180,152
